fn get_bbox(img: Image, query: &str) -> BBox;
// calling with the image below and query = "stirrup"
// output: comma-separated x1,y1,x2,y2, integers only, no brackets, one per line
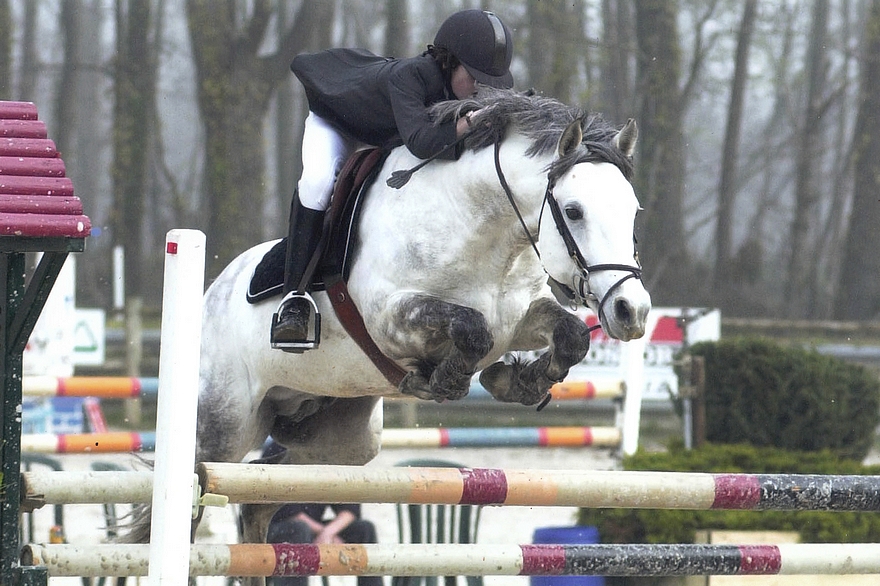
271,292,322,353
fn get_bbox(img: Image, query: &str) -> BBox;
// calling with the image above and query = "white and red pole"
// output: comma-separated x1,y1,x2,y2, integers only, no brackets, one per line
148,229,205,586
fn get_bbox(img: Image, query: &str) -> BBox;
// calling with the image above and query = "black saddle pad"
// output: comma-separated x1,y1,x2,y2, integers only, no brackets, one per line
246,148,388,304
246,239,288,303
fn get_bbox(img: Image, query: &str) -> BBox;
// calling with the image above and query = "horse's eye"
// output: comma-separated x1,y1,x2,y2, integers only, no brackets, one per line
565,206,583,221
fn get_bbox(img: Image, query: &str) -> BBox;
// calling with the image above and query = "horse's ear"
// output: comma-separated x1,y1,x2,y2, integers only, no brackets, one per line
614,118,638,157
558,120,583,157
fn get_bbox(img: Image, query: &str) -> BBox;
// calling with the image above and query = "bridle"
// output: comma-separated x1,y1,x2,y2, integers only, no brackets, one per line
492,139,643,329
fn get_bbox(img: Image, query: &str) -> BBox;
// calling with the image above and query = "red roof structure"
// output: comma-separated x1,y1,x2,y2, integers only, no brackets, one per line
0,101,90,239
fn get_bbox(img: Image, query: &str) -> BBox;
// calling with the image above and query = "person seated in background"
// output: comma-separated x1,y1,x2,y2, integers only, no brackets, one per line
260,439,383,586
266,501,383,586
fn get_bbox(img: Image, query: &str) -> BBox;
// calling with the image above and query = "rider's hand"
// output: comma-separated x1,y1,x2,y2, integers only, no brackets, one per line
456,107,491,137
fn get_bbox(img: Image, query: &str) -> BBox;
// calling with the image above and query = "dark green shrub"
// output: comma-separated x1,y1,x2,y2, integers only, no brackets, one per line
689,338,880,460
578,443,880,544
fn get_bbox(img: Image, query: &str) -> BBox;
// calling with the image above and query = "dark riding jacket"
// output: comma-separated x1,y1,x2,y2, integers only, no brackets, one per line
290,48,460,160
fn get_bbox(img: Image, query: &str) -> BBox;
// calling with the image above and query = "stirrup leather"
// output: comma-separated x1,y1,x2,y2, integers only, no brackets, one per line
271,292,322,353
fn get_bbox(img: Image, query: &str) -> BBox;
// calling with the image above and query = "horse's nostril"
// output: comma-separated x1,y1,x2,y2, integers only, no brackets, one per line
615,299,633,324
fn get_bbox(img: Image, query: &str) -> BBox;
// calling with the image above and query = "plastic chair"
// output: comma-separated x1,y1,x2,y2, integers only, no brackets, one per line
392,459,483,586
90,462,127,586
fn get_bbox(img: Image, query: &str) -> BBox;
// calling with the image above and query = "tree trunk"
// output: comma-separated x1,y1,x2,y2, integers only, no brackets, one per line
54,0,109,308
837,0,880,320
17,0,39,102
54,0,82,157
713,0,757,309
274,2,297,237
526,0,580,102
384,0,409,58
186,0,334,277
599,0,635,123
633,0,688,305
785,0,830,317
113,0,157,299
0,0,10,98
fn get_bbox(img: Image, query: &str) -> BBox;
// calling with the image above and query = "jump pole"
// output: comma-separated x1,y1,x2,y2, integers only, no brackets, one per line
20,377,619,402
21,376,159,398
190,464,880,511
21,431,155,453
21,542,880,577
21,466,880,511
148,230,205,586
380,426,621,448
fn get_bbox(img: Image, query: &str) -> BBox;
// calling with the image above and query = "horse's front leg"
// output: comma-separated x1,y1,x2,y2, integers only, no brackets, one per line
480,298,590,405
388,294,494,401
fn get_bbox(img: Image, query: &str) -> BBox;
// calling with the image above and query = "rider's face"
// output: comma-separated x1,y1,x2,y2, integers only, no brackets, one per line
451,65,477,99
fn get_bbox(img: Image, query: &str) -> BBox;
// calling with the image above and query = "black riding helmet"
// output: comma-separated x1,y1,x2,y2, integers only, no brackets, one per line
433,10,514,89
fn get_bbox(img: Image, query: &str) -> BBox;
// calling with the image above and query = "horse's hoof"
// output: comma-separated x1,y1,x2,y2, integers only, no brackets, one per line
398,372,434,400
479,362,520,403
429,384,469,402
515,385,548,406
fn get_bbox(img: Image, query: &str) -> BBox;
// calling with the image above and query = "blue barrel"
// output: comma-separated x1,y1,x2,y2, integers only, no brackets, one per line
531,526,605,586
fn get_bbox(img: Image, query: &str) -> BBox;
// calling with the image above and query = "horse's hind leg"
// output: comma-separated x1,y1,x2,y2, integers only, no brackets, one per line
480,298,590,405
388,294,494,401
238,396,382,586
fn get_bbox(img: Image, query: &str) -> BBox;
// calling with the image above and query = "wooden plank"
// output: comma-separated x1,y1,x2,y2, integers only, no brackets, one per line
0,237,85,253
0,214,90,238
0,101,38,120
0,195,82,214
0,138,58,158
0,176,74,196
0,119,47,139
0,156,66,177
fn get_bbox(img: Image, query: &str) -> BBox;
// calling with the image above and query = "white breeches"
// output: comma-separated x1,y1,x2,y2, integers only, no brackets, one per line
298,113,365,211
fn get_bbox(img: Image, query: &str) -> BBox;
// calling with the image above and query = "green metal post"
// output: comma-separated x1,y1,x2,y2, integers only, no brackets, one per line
1,247,74,586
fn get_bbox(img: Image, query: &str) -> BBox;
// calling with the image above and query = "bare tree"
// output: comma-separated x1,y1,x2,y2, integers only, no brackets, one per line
598,0,635,123
51,0,110,308
53,0,83,157
384,0,409,57
112,0,159,300
16,0,39,102
186,1,334,277
633,0,689,305
713,0,757,310
785,0,830,317
837,0,880,320
0,0,10,98
526,0,581,102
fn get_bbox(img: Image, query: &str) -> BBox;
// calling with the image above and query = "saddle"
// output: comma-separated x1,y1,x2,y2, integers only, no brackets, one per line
247,147,409,386
247,147,388,302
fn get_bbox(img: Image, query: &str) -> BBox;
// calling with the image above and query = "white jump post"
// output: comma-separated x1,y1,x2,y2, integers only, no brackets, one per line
619,311,658,456
148,230,205,586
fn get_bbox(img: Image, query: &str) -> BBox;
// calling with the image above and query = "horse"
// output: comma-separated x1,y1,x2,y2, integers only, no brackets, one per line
126,89,651,575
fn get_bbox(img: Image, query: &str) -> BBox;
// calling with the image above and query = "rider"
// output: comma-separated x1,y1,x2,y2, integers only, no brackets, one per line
271,9,515,351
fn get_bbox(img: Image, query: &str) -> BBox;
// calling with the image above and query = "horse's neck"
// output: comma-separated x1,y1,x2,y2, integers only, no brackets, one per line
441,139,550,276
467,138,549,234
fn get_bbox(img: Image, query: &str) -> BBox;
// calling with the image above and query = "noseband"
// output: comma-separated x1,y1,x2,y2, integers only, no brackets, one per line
492,140,642,327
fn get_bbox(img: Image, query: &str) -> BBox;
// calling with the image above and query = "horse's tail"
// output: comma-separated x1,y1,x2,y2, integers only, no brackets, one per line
113,455,154,544
115,503,154,543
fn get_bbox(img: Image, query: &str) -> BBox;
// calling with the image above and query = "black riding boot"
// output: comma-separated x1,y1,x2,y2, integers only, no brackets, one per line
270,191,325,352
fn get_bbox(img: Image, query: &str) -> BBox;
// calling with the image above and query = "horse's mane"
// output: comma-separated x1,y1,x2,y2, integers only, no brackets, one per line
430,88,634,182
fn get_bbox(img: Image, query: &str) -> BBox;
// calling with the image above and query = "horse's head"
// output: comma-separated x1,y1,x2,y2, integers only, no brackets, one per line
536,118,651,341
429,90,651,340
